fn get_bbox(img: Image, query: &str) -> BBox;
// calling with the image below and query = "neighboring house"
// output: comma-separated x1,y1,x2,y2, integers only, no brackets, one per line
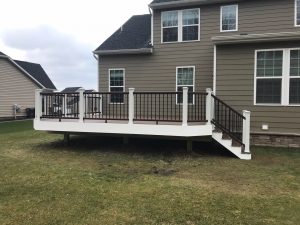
34,0,300,160
0,51,56,120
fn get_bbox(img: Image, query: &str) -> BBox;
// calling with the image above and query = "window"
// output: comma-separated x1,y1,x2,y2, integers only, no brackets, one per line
256,51,283,104
162,9,200,43
182,9,200,41
109,69,125,103
290,50,300,104
221,5,238,32
255,49,300,106
176,66,195,104
295,0,300,26
162,11,178,42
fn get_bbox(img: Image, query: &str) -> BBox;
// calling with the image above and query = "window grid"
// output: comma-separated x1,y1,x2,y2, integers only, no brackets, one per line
162,9,200,43
176,67,195,104
162,11,179,43
255,49,300,106
296,0,300,26
290,49,300,104
109,69,125,104
221,5,238,32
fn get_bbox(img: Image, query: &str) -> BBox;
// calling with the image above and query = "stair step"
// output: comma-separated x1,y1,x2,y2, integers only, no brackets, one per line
222,133,231,140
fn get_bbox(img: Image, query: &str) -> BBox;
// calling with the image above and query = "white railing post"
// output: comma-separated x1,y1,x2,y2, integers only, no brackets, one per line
78,88,85,122
206,88,213,125
35,89,42,120
243,110,251,153
128,88,135,125
182,87,188,126
64,94,67,117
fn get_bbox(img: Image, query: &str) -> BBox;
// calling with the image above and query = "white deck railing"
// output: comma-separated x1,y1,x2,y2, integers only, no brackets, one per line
35,88,250,151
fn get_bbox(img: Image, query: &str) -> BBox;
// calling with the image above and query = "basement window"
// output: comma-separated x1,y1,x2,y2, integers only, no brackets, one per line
162,9,200,43
109,69,125,103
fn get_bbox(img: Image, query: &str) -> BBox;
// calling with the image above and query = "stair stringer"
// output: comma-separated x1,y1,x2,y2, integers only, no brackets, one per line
212,131,251,160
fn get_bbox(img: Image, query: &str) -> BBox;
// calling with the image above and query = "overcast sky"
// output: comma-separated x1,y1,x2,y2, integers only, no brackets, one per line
0,0,150,90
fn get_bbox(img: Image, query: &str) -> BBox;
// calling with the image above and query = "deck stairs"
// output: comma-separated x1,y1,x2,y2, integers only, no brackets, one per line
212,129,251,160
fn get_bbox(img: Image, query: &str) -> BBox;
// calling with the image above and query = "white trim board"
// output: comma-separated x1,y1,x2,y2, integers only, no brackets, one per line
34,120,212,137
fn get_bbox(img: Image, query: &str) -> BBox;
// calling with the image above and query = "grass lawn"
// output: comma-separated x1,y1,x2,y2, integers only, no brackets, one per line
0,120,299,225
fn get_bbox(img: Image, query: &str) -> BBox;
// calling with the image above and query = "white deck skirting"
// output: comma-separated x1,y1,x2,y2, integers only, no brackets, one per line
34,119,212,137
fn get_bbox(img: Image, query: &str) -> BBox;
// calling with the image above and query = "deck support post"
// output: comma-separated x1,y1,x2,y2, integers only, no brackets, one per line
128,88,135,125
187,139,193,154
206,88,213,125
182,87,188,126
243,110,251,153
35,89,42,121
123,136,129,145
64,133,70,145
79,88,85,123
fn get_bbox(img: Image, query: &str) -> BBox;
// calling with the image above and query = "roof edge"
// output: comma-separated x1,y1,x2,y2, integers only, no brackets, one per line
93,48,153,56
149,0,243,9
0,55,46,89
212,31,300,45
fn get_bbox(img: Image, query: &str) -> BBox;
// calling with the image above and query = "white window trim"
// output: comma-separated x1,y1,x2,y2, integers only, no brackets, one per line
176,66,195,105
254,48,300,107
108,68,125,104
161,9,200,44
220,4,238,32
295,0,300,27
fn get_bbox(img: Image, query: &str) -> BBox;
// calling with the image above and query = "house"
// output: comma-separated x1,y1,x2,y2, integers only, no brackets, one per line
0,51,56,120
34,0,300,160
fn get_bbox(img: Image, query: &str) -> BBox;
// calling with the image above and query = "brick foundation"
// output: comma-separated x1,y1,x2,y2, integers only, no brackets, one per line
251,134,300,148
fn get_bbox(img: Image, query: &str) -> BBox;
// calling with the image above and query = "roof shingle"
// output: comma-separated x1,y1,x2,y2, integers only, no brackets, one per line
14,60,56,89
95,14,152,52
61,87,82,93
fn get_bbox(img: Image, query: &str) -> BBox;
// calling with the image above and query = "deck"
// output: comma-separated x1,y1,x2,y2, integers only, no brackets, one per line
34,88,252,160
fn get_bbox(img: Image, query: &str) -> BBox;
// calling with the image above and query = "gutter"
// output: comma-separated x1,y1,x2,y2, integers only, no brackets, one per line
93,48,153,56
212,31,300,45
149,0,244,9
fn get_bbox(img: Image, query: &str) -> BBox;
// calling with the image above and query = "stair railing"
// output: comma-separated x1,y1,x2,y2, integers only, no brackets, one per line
210,93,251,153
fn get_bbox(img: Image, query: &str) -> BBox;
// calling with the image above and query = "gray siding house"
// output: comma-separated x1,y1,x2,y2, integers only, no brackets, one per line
0,52,56,120
93,0,300,147
34,0,300,160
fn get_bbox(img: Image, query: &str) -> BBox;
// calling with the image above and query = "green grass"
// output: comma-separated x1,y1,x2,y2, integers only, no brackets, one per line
0,120,299,225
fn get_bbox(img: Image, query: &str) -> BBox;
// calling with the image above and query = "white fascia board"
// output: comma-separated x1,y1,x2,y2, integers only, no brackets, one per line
93,48,153,56
34,120,212,137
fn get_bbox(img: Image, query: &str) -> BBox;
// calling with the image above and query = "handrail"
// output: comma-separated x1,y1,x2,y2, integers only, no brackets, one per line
211,94,245,146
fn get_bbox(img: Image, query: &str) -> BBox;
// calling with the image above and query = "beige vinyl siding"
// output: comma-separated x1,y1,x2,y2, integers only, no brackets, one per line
0,59,39,118
216,41,300,135
99,0,300,134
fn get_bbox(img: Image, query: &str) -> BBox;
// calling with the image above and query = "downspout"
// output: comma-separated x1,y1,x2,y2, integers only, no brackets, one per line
93,53,100,92
213,44,217,94
148,6,154,45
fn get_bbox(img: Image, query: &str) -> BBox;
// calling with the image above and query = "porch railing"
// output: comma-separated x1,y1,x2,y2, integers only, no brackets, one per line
35,87,250,153
40,92,79,120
